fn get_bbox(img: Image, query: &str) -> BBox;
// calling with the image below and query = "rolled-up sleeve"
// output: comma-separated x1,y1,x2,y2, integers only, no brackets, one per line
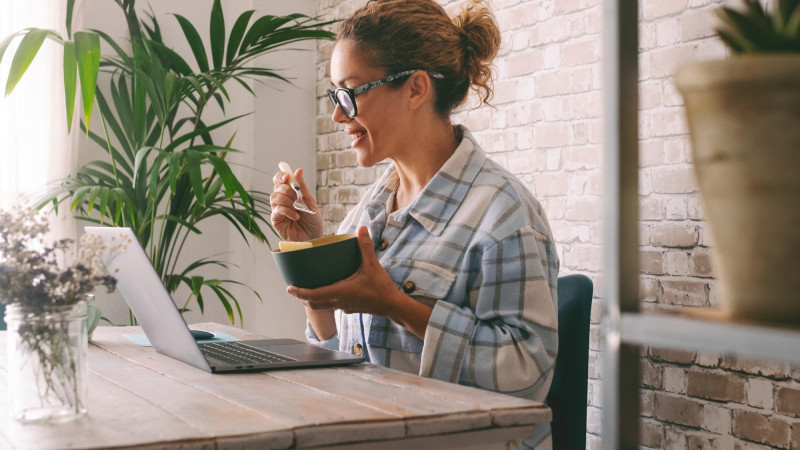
420,225,558,398
305,320,341,351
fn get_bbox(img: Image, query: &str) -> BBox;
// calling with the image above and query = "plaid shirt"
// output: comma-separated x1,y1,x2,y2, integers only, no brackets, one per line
307,126,559,447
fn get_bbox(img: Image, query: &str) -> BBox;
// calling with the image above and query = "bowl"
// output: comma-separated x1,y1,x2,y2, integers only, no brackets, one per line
271,233,361,289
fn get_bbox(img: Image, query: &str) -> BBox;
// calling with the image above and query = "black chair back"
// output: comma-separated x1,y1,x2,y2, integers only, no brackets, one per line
546,273,593,450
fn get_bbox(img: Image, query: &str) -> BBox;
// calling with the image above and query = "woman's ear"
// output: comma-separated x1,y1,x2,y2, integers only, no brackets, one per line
407,71,433,112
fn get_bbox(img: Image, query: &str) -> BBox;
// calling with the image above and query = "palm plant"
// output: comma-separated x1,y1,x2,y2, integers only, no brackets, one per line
0,0,335,325
716,0,800,52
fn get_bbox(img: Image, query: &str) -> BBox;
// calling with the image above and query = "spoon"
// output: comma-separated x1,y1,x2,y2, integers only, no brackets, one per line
278,162,316,215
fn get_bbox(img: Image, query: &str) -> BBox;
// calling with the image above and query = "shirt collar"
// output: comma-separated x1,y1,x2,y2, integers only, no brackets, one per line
365,125,486,236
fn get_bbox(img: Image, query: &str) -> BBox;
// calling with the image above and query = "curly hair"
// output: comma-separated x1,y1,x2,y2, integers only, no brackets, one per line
337,0,501,116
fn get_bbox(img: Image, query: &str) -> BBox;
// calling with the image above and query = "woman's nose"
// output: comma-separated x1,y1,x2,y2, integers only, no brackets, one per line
331,104,350,123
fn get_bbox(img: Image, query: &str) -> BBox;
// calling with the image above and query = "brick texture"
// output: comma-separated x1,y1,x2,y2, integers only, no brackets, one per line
732,410,790,448
776,387,800,417
655,393,702,427
687,369,746,403
313,0,800,447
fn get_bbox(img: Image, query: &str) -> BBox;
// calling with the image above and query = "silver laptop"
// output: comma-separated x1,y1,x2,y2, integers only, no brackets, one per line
86,227,364,373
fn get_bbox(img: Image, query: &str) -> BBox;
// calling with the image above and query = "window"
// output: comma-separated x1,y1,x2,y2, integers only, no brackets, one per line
0,0,77,210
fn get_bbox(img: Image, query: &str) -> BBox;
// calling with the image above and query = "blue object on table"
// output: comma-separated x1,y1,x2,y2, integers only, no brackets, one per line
546,274,593,450
123,331,240,347
190,330,215,340
0,302,5,331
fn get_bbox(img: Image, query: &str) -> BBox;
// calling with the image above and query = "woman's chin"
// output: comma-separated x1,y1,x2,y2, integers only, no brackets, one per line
355,148,376,168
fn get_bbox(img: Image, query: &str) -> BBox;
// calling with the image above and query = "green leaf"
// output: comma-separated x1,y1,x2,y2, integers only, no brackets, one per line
74,31,101,128
173,14,209,72
191,276,204,297
5,28,49,96
230,75,256,96
67,0,76,38
185,150,207,207
195,292,205,313
63,40,78,130
210,0,225,69
91,29,134,69
204,177,223,204
239,15,281,53
110,76,136,150
168,153,181,192
210,285,236,324
164,113,248,153
157,214,202,234
208,154,250,206
226,10,255,65
148,40,192,75
198,73,230,101
777,0,800,29
148,153,167,199
785,3,800,38
133,147,154,182
0,31,23,67
94,89,134,163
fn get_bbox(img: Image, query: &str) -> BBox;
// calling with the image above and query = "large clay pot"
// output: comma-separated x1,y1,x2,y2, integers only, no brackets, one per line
675,54,800,324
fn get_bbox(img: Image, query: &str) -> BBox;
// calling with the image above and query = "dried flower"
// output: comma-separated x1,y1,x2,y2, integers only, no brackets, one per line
0,205,117,309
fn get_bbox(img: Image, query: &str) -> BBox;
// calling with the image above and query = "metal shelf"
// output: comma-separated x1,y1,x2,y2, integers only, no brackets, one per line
621,309,800,365
601,0,800,448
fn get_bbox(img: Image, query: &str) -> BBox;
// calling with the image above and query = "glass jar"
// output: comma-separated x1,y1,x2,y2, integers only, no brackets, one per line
4,301,88,423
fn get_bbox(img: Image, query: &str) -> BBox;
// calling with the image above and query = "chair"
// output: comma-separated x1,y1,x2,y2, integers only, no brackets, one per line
546,273,593,450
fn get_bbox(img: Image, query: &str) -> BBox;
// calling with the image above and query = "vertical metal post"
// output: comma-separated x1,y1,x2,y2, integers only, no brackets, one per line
602,0,640,449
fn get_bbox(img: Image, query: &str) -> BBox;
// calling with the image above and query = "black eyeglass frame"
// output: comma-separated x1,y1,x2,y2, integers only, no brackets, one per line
326,69,444,118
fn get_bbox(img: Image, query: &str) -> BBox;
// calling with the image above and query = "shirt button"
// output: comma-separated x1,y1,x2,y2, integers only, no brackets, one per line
402,281,416,294
353,343,363,356
379,239,389,251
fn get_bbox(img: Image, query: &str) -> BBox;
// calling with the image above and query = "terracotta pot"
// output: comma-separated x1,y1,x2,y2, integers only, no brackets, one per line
675,54,800,324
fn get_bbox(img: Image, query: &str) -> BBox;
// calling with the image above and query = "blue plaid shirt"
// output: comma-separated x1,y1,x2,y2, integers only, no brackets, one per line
307,126,559,447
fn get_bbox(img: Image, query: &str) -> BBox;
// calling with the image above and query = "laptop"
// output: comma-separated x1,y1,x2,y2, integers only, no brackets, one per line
86,227,364,373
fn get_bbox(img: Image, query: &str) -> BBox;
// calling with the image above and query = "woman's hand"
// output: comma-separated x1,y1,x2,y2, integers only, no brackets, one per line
270,167,323,242
287,226,433,339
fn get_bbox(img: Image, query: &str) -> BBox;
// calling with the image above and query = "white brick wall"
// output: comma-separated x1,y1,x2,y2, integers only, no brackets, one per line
313,0,800,447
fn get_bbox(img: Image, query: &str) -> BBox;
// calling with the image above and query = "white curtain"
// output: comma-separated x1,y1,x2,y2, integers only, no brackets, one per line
0,0,82,238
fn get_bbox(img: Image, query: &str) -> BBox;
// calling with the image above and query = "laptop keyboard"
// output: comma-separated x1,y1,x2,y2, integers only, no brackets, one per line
199,341,296,366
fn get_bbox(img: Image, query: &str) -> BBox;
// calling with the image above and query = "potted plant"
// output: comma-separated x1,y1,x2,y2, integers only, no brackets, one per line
0,0,334,326
675,0,800,323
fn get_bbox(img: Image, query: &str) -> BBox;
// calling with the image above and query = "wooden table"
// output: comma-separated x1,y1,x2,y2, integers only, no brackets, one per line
0,323,551,449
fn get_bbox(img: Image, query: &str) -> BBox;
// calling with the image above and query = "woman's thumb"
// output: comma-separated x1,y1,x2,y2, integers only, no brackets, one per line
356,226,376,260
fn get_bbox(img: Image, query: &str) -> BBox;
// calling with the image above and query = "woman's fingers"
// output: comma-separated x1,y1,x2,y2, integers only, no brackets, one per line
295,168,319,209
355,226,377,265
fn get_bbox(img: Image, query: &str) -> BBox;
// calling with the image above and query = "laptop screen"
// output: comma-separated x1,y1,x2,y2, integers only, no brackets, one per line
85,226,211,371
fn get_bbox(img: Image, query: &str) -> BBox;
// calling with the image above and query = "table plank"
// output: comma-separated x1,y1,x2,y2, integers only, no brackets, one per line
0,364,214,449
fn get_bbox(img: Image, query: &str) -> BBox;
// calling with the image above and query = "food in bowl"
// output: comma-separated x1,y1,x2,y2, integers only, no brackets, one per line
278,241,313,252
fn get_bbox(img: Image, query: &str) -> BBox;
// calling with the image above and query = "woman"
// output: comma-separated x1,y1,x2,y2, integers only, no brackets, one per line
271,0,558,447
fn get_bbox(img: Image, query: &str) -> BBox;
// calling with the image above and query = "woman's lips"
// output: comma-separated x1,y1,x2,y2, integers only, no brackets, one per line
350,130,367,147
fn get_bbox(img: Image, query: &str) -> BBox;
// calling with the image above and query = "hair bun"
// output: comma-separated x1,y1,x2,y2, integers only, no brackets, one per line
453,0,501,105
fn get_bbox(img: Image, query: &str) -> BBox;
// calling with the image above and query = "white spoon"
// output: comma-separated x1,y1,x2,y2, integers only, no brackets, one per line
278,162,316,215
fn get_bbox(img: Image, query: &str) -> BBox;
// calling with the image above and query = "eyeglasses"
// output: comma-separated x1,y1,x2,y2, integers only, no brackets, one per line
327,69,444,118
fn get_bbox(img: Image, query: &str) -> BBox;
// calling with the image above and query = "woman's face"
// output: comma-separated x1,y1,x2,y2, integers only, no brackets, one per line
329,39,408,167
